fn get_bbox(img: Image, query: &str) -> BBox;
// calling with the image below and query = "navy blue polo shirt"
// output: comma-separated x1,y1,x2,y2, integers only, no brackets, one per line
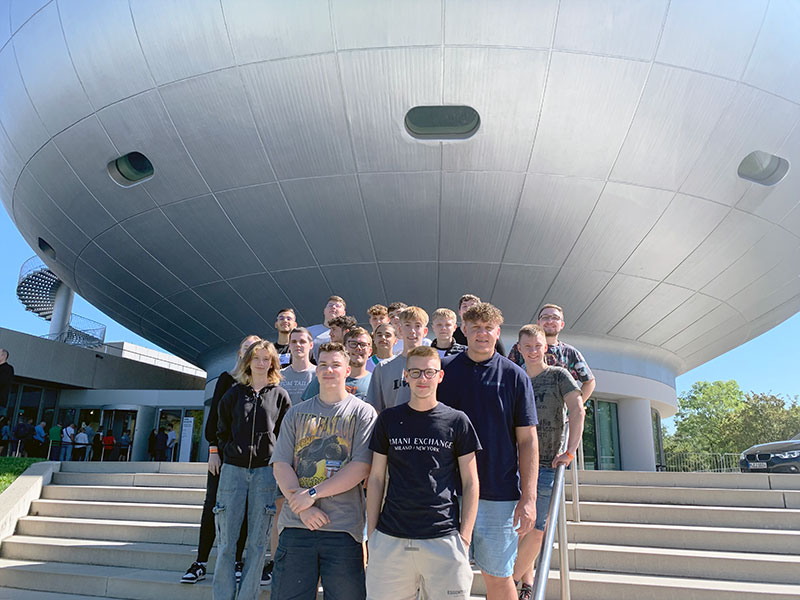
437,351,537,501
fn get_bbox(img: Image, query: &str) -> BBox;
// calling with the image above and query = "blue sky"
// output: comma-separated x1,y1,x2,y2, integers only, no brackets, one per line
2,205,798,403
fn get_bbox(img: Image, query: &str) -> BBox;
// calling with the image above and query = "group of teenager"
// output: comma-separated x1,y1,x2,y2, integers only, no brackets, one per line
183,293,595,600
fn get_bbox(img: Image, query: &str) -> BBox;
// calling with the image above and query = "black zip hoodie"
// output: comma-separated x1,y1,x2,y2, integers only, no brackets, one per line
217,382,291,469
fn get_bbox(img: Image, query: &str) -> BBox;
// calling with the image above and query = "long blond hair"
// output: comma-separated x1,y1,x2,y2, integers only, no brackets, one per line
232,340,282,387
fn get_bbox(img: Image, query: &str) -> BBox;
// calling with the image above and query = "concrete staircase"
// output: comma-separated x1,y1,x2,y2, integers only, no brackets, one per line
0,463,799,599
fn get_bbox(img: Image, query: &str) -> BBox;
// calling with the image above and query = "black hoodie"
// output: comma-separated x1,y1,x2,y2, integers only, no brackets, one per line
217,382,291,469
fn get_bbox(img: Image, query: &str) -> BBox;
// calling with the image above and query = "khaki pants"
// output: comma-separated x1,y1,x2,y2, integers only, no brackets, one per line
366,530,473,600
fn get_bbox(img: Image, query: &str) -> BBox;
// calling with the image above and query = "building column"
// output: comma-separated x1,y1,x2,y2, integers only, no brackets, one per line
617,397,656,471
49,283,74,339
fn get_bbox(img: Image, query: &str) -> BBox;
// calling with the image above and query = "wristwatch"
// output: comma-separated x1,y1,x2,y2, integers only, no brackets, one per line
308,487,318,498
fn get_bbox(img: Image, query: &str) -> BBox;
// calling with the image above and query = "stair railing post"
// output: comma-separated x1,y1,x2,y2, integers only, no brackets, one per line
571,459,580,523
558,488,571,600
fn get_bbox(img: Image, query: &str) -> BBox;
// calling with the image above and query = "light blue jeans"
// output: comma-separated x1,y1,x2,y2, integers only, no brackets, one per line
213,464,277,600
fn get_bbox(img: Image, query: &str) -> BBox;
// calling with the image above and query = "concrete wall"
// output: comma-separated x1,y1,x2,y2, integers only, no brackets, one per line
0,328,204,390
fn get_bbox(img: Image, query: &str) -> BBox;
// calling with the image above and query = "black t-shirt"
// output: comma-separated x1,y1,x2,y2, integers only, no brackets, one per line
274,342,291,367
369,402,481,539
453,328,506,356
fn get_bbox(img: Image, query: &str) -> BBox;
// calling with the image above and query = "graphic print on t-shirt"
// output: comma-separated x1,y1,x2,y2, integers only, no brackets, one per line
293,412,358,488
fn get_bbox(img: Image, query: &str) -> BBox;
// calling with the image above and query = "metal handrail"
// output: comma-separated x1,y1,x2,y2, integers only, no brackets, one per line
532,427,579,600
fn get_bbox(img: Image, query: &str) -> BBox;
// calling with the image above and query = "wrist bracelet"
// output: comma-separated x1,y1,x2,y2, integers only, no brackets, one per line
565,451,574,460
209,447,218,454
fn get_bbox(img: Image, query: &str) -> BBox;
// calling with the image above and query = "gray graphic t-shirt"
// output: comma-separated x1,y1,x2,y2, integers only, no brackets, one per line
279,365,316,404
530,366,580,466
272,394,377,542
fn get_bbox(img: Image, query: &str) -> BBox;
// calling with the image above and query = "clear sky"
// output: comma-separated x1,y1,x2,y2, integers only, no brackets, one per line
1,205,798,402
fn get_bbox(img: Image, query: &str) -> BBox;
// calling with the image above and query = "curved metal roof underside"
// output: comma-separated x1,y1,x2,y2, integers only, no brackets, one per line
1,1,800,372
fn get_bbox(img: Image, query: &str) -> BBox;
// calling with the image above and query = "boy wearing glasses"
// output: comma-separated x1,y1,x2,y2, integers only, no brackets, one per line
366,346,480,600
302,328,373,401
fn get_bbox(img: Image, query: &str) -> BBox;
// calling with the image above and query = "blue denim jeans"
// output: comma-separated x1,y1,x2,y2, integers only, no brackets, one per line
534,467,556,531
271,527,365,600
59,443,72,461
213,464,276,600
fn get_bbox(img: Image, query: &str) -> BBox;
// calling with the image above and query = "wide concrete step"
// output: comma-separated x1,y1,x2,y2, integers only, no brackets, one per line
572,543,800,585
0,589,109,600
29,499,201,523
0,536,208,574
2,558,799,600
568,521,800,555
0,559,486,600
59,461,209,475
578,500,800,529
16,516,199,545
51,472,207,488
567,484,800,508
566,470,800,491
42,484,206,505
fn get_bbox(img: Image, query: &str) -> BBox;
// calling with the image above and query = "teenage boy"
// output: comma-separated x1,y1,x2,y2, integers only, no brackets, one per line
512,324,584,599
453,294,506,356
279,327,316,404
367,322,396,373
430,308,467,357
313,315,357,363
366,346,480,600
274,308,298,366
302,328,373,401
437,303,538,600
367,304,389,332
387,302,431,355
366,306,428,412
507,304,595,402
271,342,377,600
308,296,347,338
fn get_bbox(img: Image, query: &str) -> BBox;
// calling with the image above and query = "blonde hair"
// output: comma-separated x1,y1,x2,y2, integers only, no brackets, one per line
399,306,429,326
462,302,503,326
432,308,457,322
232,340,282,387
406,345,441,366
518,324,546,341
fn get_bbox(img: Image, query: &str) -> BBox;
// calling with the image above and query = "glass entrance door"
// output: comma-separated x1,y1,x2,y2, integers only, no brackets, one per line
158,409,182,461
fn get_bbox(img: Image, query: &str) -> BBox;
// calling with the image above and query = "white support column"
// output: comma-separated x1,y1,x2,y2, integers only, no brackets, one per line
617,397,656,471
49,283,74,338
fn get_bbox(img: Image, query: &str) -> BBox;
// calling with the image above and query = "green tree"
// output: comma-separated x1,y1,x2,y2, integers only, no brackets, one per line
720,393,800,452
669,380,745,454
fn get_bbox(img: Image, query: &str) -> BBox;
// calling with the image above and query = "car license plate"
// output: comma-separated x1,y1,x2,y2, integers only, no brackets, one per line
749,461,767,469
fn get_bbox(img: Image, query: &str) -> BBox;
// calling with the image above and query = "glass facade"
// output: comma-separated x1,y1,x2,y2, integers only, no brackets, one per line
582,398,621,470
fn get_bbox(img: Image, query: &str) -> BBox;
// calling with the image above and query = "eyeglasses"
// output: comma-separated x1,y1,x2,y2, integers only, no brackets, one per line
406,368,441,380
538,314,562,322
346,341,371,349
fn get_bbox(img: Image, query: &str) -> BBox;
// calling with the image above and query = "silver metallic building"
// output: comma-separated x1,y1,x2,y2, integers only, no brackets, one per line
2,1,800,470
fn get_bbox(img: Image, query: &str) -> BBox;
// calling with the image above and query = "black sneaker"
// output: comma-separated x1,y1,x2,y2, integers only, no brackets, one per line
260,560,274,587
519,583,533,600
235,561,244,585
181,561,206,584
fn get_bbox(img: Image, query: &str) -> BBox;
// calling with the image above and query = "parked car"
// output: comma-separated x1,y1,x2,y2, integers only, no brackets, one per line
740,432,800,473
